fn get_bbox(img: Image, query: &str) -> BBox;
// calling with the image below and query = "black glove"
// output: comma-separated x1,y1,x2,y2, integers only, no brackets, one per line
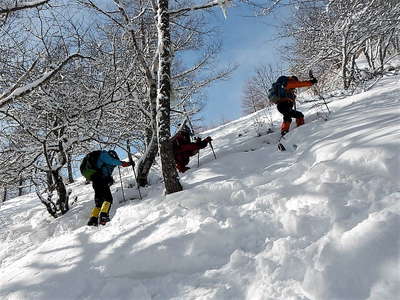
204,136,212,143
310,77,318,84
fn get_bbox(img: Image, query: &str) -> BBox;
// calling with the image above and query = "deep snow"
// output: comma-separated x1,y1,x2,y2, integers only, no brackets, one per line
0,75,399,300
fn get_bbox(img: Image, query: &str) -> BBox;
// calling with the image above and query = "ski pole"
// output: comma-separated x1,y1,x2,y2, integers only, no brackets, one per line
118,166,126,202
126,143,142,200
319,93,331,114
277,135,286,151
131,163,142,200
197,151,200,167
309,69,330,114
209,141,217,159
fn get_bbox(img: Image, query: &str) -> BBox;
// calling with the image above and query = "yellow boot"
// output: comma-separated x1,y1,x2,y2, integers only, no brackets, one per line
87,207,100,226
99,201,111,225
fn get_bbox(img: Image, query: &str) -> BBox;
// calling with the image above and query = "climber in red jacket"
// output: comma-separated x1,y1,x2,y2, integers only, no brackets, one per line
171,125,212,173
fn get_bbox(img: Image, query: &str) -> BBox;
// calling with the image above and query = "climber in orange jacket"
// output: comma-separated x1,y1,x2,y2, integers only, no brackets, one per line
274,76,317,136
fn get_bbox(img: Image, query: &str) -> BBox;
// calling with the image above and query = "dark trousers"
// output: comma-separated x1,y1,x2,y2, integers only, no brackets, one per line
175,153,191,172
91,174,113,208
277,101,304,123
174,143,204,172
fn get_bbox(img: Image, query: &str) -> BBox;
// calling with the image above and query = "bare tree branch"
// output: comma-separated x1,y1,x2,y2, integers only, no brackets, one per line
0,0,50,15
0,53,90,107
169,0,230,17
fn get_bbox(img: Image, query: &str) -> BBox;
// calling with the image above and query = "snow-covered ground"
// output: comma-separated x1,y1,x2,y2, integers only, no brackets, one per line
0,75,399,300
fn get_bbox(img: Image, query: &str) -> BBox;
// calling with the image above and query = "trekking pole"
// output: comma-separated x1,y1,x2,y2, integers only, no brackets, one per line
309,69,330,114
131,163,142,200
118,166,126,202
319,92,330,114
126,142,142,200
209,141,217,159
277,135,286,151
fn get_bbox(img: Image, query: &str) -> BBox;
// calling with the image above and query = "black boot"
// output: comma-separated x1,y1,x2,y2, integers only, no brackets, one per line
99,212,110,225
87,216,98,226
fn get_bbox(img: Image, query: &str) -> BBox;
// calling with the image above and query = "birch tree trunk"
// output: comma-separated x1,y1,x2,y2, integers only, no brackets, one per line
136,79,159,187
136,129,158,186
156,0,182,194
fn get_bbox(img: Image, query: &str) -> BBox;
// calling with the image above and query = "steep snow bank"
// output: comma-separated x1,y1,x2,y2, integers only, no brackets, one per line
0,75,399,300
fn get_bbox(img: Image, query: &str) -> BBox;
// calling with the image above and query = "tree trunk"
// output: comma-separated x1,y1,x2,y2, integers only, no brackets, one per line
363,40,374,70
2,187,7,202
18,177,23,196
341,35,350,90
47,170,54,187
379,29,395,72
66,152,74,184
52,170,69,215
348,54,357,87
136,80,159,187
136,129,158,186
156,0,182,194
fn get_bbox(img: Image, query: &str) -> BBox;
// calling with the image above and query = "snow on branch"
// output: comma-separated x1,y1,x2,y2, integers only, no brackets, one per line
0,0,50,15
217,0,228,18
0,57,39,99
260,0,281,16
169,0,231,18
0,53,88,108
244,0,282,17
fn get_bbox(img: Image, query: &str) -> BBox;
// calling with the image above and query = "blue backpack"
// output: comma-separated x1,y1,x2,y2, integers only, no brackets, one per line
268,76,289,104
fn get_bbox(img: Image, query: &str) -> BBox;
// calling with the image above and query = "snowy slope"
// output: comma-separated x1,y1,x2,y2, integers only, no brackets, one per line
0,75,399,300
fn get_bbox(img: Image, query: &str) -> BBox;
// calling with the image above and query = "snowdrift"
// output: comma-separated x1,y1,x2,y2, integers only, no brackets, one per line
0,75,399,300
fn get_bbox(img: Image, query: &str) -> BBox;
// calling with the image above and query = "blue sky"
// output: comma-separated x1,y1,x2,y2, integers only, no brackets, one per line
76,1,287,128
196,7,287,127
75,1,287,128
